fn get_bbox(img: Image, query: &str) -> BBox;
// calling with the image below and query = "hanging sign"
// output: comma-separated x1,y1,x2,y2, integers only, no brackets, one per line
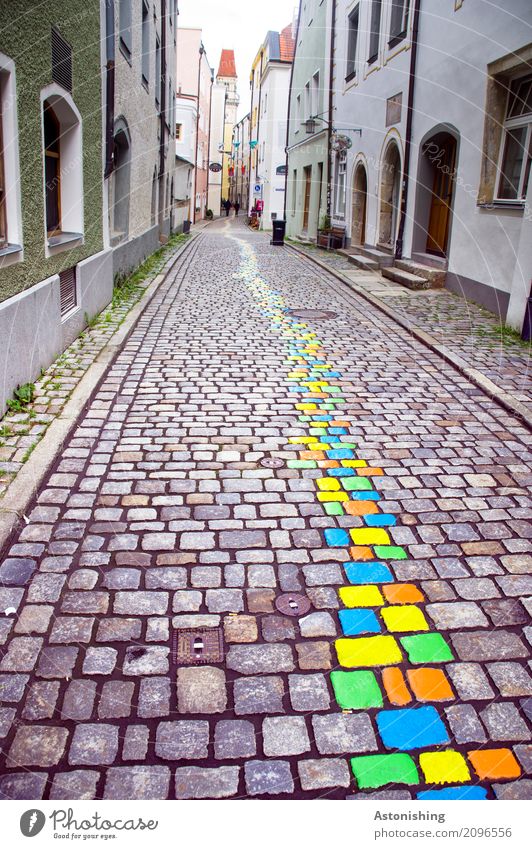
209,162,222,172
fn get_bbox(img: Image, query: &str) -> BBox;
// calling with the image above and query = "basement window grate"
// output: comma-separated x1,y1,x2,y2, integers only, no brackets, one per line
51,27,73,92
59,267,77,316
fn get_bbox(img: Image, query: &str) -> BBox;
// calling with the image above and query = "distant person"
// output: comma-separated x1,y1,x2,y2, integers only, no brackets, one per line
234,201,240,216
224,199,231,217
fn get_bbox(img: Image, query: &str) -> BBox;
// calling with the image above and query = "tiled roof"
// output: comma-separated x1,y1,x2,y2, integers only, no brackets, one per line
279,24,296,62
217,49,237,78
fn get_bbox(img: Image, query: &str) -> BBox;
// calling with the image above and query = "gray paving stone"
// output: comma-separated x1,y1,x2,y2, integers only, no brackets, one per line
451,630,528,661
447,662,495,700
492,780,532,800
223,614,258,643
114,591,168,615
98,681,135,718
233,675,285,715
50,616,95,644
0,673,29,702
104,766,171,799
177,666,227,714
36,645,77,678
0,637,43,672
155,720,209,760
487,662,532,697
214,719,257,759
69,723,118,765
22,680,60,720
262,716,311,756
444,704,486,744
288,673,330,712
7,725,69,767
82,647,117,675
426,601,489,630
480,703,530,741
146,568,187,589
226,643,294,674
205,588,244,612
306,586,339,609
123,646,169,675
261,614,296,642
298,757,351,790
514,744,532,773
312,714,378,755
122,725,150,761
0,558,36,585
96,618,142,642
303,564,343,586
299,611,337,637
296,641,333,670
244,760,294,796
175,766,240,799
0,772,48,800
50,770,100,800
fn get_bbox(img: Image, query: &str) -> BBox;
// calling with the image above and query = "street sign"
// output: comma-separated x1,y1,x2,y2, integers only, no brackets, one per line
209,162,222,172
254,183,261,193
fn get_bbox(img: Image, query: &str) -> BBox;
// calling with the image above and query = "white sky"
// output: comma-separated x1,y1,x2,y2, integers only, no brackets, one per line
178,0,298,119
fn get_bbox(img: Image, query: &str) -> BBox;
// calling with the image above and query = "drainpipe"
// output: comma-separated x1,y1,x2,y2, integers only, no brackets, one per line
104,0,115,179
207,69,214,211
193,45,204,223
326,0,337,220
395,0,422,259
158,0,167,237
284,9,300,221
248,77,253,213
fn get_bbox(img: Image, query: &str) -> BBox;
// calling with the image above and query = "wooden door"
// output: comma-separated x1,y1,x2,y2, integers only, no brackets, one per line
303,166,312,231
426,136,456,255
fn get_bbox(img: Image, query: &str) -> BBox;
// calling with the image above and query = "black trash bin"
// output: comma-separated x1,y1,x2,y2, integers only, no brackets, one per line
182,219,191,234
270,219,286,246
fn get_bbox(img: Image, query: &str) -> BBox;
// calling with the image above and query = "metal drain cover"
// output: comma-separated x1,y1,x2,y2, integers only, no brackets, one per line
260,457,284,469
275,593,312,617
287,309,339,320
173,627,224,665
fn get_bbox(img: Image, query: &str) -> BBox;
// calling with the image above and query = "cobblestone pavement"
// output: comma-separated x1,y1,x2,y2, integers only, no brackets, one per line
292,243,532,412
0,234,191,497
0,217,531,800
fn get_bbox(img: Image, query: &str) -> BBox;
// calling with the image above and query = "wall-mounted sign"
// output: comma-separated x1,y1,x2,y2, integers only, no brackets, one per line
386,92,402,127
254,183,261,193
209,162,222,172
276,164,287,175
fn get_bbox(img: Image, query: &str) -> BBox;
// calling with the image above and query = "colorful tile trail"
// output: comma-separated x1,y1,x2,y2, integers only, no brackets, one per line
235,239,523,799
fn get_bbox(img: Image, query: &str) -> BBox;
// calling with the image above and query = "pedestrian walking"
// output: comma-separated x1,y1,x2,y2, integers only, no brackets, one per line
224,199,231,217
235,201,240,216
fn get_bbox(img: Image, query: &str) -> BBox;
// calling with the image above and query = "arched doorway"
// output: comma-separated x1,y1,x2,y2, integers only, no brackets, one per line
379,141,401,249
111,118,131,240
351,162,367,247
423,132,457,255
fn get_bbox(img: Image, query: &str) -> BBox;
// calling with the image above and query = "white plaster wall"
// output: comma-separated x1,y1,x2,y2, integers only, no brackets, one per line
259,64,290,226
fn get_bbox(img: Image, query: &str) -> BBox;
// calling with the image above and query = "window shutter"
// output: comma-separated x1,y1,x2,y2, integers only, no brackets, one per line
51,27,73,92
59,267,77,316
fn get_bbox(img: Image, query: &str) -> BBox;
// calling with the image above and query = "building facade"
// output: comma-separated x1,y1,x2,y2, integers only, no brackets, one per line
208,81,227,215
176,27,213,222
331,0,532,332
248,26,295,227
231,113,251,210
286,0,333,240
174,94,197,231
0,0,109,415
217,50,239,205
105,0,178,275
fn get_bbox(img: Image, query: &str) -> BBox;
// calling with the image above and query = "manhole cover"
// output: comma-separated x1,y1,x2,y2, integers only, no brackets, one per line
260,457,284,469
275,593,312,617
173,628,224,665
287,309,339,320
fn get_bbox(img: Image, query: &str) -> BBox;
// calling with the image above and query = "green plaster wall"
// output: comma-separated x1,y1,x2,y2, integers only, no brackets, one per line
0,0,103,303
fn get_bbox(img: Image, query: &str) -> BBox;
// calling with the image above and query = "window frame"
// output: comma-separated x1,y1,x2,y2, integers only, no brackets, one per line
389,0,408,48
155,33,161,107
141,1,150,88
312,71,320,118
119,0,133,63
43,103,62,236
346,5,360,82
496,74,532,202
334,150,347,218
368,0,382,65
0,104,7,248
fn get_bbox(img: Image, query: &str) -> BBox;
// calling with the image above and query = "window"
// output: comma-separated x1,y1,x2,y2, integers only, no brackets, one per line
44,103,61,234
346,7,359,80
111,119,131,239
0,105,6,248
142,2,150,86
296,94,301,129
368,0,382,63
292,169,297,215
498,74,532,200
119,0,132,59
155,35,161,106
389,0,408,45
305,82,311,119
335,151,347,217
312,71,320,118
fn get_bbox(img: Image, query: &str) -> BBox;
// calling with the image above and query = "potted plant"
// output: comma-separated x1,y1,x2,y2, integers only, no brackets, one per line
317,214,332,249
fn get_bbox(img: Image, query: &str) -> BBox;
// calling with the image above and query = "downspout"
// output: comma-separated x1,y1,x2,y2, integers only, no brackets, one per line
160,1,167,183
248,77,253,212
193,45,204,223
284,8,300,221
207,69,214,211
395,0,422,259
327,0,337,220
104,0,115,179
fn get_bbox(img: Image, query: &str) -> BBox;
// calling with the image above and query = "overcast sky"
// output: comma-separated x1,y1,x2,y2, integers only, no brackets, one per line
178,0,298,119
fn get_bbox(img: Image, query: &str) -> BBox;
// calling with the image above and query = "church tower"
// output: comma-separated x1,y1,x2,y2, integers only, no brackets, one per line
217,49,239,202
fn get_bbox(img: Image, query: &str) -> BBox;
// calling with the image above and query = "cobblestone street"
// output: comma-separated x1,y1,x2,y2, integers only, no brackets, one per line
0,217,531,800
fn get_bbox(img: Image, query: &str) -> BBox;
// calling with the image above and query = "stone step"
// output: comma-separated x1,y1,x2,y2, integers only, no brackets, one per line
356,246,395,268
395,259,446,288
346,254,380,272
381,265,431,291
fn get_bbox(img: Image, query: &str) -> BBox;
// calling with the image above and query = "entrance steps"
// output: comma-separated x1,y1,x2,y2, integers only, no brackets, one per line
382,259,446,290
338,245,394,272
